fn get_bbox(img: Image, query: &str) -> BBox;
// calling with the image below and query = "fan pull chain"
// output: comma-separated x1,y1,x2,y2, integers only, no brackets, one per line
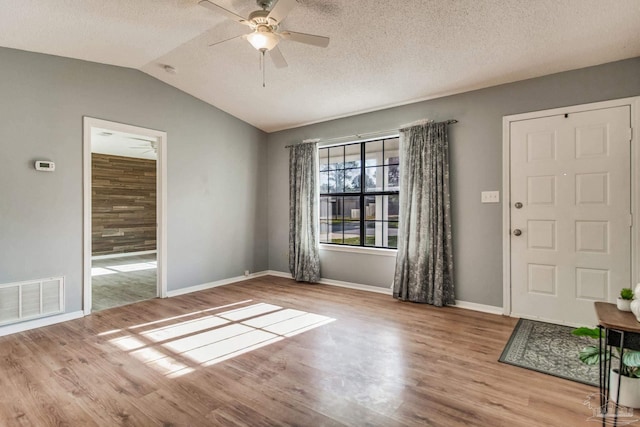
261,50,266,87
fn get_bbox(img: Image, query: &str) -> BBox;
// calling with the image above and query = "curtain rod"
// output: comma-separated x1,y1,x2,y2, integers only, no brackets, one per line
285,119,458,148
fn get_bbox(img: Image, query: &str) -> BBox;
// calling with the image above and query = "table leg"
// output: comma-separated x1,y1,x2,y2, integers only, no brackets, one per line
600,326,604,409
615,330,625,427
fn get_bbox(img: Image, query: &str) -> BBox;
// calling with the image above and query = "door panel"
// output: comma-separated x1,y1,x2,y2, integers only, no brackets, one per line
510,106,631,326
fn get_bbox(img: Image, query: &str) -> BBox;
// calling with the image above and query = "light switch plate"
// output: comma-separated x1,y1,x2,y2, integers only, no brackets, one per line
481,191,500,203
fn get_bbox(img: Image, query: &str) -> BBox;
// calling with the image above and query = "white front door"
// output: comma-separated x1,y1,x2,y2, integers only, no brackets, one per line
510,106,632,326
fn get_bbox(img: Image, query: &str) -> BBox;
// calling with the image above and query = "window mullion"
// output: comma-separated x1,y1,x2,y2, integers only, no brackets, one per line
360,141,365,246
341,196,345,245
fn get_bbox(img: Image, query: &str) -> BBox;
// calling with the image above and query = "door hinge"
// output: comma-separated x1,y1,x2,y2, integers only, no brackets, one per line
628,128,633,142
630,213,634,228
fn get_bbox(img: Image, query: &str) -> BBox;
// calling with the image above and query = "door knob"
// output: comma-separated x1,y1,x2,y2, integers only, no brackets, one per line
513,229,522,236
514,202,523,209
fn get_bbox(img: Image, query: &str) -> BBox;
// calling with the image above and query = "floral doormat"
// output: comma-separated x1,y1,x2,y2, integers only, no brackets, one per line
499,318,599,387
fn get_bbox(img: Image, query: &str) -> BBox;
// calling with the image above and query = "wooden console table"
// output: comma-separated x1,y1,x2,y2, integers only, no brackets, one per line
594,302,640,425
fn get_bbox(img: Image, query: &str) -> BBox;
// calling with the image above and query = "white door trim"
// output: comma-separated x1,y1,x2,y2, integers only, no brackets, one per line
502,97,640,318
82,117,168,315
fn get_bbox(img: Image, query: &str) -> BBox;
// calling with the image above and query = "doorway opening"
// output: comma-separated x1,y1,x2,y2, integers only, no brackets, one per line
83,118,167,314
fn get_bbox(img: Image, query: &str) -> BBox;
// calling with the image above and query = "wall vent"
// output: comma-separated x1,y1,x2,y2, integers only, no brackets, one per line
0,277,64,326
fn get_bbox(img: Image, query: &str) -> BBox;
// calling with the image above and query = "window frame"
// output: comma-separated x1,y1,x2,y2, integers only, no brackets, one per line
318,136,400,250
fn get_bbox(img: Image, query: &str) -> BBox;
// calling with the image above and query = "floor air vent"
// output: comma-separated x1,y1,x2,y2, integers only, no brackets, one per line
0,277,64,326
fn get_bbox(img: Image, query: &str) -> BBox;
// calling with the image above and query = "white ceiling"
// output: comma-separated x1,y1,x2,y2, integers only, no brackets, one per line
92,128,158,160
1,1,639,132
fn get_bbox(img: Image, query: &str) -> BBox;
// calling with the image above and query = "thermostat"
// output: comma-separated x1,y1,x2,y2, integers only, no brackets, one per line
35,160,55,171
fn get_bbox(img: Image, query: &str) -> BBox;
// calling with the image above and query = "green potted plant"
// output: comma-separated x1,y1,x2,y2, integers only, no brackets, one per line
573,327,640,408
618,287,634,312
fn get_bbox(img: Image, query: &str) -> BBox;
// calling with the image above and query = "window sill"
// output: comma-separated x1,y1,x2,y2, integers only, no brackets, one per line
319,244,397,257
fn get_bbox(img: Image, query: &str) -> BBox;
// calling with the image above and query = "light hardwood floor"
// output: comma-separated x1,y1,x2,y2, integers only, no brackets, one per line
0,276,596,426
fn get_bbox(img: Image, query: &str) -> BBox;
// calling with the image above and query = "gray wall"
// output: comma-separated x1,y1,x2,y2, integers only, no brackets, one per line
266,57,640,307
0,47,268,314
2,46,639,316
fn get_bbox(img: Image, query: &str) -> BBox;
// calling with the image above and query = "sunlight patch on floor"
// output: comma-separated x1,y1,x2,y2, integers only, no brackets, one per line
146,355,194,377
91,267,118,277
162,323,254,354
108,262,157,272
91,261,156,277
182,329,281,365
130,346,168,363
97,329,123,337
142,316,230,342
241,308,306,328
131,345,195,377
268,313,336,337
218,303,283,321
110,335,146,351
127,300,253,330
104,301,336,378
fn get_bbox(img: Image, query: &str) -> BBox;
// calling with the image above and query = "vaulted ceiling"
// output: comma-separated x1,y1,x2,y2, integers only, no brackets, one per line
1,0,639,132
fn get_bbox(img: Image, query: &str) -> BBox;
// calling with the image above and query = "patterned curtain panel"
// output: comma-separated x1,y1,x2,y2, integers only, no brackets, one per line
393,122,454,306
289,142,321,282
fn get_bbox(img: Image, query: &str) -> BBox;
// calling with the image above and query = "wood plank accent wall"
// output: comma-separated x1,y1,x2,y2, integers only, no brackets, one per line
92,153,156,256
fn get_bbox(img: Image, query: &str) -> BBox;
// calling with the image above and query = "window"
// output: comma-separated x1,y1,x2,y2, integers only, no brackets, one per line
319,137,399,249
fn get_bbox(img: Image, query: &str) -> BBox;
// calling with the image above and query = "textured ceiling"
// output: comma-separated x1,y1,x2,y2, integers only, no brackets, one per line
1,0,639,132
92,128,158,160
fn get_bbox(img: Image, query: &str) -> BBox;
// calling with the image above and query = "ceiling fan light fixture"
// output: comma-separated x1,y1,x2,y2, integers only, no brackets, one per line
246,30,279,51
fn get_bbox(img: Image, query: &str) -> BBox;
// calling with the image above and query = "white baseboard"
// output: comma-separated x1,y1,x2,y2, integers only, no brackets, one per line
265,271,503,314
264,270,290,278
167,270,505,316
318,277,393,295
0,311,84,338
166,271,269,297
453,300,503,315
264,270,392,294
92,250,157,261
263,272,507,316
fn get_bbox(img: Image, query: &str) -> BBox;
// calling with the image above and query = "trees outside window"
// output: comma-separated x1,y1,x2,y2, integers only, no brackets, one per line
319,137,399,249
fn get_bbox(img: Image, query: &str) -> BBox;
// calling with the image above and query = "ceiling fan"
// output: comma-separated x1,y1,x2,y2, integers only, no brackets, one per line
129,141,158,154
129,140,158,155
199,0,330,69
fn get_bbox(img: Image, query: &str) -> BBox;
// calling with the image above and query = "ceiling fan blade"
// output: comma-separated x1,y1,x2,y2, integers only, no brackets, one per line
209,34,245,47
279,31,329,48
267,0,297,24
198,0,250,25
269,46,288,69
127,137,155,142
